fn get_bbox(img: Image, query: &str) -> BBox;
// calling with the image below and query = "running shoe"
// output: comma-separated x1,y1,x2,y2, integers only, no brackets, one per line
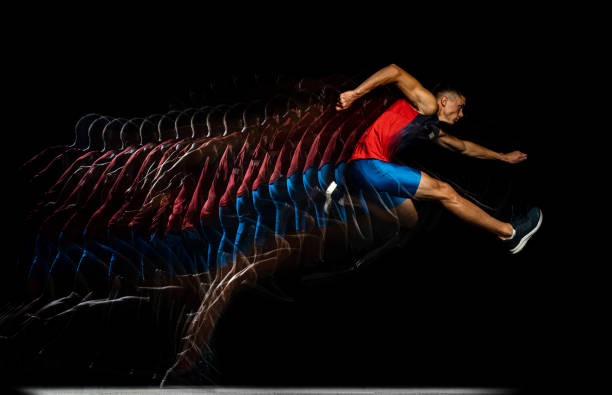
503,207,543,254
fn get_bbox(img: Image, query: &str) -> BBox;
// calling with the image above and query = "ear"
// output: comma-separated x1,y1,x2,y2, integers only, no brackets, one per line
439,96,448,107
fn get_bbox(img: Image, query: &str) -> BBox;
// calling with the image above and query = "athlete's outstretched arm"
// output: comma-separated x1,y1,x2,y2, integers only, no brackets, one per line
336,64,437,115
435,130,528,164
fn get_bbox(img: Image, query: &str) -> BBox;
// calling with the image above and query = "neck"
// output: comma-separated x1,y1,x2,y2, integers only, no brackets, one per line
436,110,450,123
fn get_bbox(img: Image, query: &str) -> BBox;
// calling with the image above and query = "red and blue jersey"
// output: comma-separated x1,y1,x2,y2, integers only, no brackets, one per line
349,98,442,163
349,99,420,163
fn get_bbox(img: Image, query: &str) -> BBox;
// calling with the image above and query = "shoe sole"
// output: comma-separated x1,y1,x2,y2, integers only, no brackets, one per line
510,209,543,254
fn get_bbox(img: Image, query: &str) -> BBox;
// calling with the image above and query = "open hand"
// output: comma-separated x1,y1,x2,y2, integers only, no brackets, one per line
336,90,360,111
503,151,528,164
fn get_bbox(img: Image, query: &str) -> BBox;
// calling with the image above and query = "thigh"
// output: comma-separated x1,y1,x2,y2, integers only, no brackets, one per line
363,193,418,229
349,159,422,198
317,163,334,191
303,167,321,195
252,186,276,222
348,160,421,229
413,171,447,201
287,172,307,205
394,197,419,228
269,178,290,205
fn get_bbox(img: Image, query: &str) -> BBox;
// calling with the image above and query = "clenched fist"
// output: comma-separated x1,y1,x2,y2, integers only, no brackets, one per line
502,151,528,164
336,90,360,111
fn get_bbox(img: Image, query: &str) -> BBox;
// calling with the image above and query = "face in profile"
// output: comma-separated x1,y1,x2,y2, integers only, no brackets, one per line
437,93,466,125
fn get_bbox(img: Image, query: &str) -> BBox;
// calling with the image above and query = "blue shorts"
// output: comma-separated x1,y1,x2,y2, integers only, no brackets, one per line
287,172,311,232
333,162,350,222
269,177,294,237
252,185,277,246
303,167,326,228
234,193,257,256
318,163,349,223
217,203,239,267
199,216,222,271
346,158,422,209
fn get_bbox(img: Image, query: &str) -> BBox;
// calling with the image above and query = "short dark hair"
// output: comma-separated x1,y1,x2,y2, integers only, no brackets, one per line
431,81,465,100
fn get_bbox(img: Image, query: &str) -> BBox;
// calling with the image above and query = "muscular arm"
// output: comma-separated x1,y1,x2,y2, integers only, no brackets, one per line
435,130,527,164
336,64,437,115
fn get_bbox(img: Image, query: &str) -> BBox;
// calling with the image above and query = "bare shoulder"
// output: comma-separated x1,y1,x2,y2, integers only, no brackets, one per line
415,86,438,115
392,65,437,115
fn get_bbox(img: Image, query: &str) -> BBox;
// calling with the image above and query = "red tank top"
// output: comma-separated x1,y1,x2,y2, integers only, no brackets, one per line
349,99,419,163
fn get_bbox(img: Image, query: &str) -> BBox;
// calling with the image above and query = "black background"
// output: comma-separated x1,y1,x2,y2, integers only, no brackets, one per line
4,6,577,394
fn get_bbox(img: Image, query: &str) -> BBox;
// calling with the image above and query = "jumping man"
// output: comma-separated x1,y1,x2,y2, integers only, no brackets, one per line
336,64,542,254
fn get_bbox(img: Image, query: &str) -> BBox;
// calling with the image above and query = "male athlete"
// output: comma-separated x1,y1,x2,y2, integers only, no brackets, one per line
336,64,542,254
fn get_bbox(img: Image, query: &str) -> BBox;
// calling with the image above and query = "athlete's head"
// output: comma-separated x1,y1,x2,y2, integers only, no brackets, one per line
432,82,466,125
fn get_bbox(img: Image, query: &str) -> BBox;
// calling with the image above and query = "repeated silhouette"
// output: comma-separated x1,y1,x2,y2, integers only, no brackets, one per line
6,73,444,385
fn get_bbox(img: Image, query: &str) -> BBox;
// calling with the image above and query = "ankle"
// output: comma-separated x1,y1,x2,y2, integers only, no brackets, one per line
498,225,515,240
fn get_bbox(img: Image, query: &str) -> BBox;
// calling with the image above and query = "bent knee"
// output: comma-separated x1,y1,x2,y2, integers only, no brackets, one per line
418,176,458,202
436,181,460,203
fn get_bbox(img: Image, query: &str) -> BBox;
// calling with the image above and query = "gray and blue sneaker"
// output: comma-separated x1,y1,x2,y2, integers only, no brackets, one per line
503,207,543,254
